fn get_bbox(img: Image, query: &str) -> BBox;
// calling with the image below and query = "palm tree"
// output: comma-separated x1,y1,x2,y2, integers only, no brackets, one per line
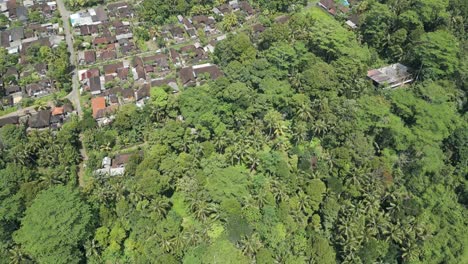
291,121,309,144
170,233,186,255
193,201,219,222
295,103,313,122
246,151,260,172
270,179,288,203
34,101,49,111
85,239,101,261
151,198,171,219
39,171,64,187
312,119,329,136
213,134,227,153
8,245,29,264
99,142,112,152
239,233,263,258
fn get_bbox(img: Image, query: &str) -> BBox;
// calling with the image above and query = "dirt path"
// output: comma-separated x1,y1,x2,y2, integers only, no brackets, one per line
77,134,88,187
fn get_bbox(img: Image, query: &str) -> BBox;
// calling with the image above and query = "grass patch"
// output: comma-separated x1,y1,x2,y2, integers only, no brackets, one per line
0,106,19,117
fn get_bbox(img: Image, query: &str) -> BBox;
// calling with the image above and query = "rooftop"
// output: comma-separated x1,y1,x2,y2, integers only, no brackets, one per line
91,97,106,118
367,63,413,89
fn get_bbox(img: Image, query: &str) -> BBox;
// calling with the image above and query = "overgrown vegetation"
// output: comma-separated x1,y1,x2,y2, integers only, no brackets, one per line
0,0,466,263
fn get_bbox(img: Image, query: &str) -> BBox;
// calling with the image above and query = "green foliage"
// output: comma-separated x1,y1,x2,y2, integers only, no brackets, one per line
202,239,249,264
412,30,460,79
14,186,92,263
1,2,467,264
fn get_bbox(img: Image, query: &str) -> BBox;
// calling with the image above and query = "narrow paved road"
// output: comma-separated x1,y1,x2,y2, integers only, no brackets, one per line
57,0,87,187
56,0,83,117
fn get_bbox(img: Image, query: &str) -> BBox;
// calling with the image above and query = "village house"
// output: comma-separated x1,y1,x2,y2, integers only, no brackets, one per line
151,78,179,93
319,0,349,16
89,75,103,95
99,50,117,60
367,63,413,89
193,63,223,83
169,48,183,67
79,68,100,81
239,1,255,17
215,3,232,15
4,85,21,96
0,115,19,128
107,2,134,19
78,50,96,64
94,153,136,176
191,15,217,34
91,96,106,118
28,109,51,129
25,81,52,97
91,96,118,125
135,84,150,107
179,66,196,87
103,61,124,76
179,63,223,87
168,25,186,42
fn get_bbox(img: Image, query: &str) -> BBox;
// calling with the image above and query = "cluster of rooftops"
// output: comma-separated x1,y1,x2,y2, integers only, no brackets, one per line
0,103,74,128
74,0,262,126
0,0,66,110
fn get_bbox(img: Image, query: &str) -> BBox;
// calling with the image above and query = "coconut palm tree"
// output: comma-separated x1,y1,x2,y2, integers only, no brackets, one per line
151,198,171,219
8,245,30,264
239,233,263,258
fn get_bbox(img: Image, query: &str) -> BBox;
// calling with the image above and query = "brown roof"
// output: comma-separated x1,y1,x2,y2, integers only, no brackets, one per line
319,0,349,15
180,44,196,53
0,116,19,127
34,63,47,75
135,85,150,100
179,67,195,86
135,65,146,80
103,87,122,97
133,56,143,67
107,2,127,11
94,6,108,22
81,68,100,80
91,97,106,118
95,105,118,119
84,50,96,63
105,75,115,83
252,24,265,33
28,110,51,128
111,153,133,168
274,15,290,24
192,15,215,26
218,4,231,14
5,85,21,95
121,88,135,99
240,1,254,15
169,26,185,37
93,36,116,45
117,67,129,79
89,76,102,93
103,62,124,75
99,50,117,60
170,49,180,63
194,65,223,80
144,65,154,73
109,94,119,104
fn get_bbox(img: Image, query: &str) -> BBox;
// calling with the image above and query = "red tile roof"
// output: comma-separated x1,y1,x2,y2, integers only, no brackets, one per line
91,97,106,118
